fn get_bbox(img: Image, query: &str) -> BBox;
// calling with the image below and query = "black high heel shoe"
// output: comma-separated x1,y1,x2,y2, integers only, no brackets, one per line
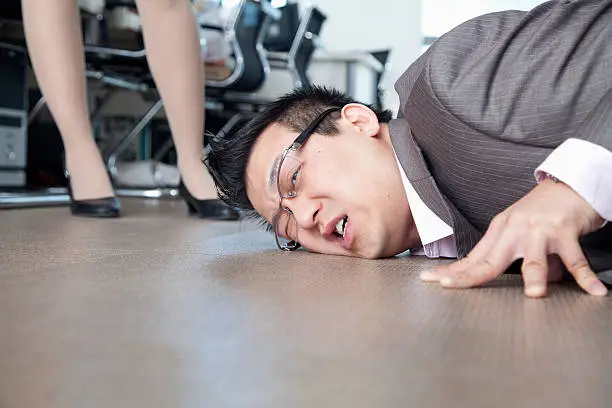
66,172,121,218
178,181,240,221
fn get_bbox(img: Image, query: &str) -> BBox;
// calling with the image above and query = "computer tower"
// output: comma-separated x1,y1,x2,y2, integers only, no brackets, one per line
0,44,28,187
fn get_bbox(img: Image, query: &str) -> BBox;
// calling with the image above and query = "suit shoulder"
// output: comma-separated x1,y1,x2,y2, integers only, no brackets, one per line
395,9,527,115
427,9,528,72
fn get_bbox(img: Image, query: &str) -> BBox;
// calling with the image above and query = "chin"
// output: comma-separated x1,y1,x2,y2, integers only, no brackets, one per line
359,227,406,259
303,244,395,260
354,243,392,259
355,233,410,259
302,243,378,259
361,248,397,259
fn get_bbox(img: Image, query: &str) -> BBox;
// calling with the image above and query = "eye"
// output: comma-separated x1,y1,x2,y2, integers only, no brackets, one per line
291,170,299,186
291,165,302,187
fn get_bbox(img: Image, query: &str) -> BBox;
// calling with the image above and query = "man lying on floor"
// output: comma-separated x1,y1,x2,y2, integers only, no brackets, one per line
206,0,612,298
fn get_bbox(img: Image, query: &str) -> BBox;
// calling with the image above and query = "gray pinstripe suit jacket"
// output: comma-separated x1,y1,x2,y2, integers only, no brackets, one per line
389,0,612,272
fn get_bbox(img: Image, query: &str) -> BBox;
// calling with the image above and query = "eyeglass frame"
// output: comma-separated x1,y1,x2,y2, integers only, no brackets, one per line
272,107,342,251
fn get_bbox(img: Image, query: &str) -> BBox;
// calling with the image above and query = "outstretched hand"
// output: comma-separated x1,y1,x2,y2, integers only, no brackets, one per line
420,178,608,297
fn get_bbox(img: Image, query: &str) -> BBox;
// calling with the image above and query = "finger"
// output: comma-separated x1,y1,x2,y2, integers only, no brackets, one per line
440,219,517,288
439,257,504,288
421,215,506,282
521,232,549,298
558,238,607,296
421,257,470,282
440,239,515,289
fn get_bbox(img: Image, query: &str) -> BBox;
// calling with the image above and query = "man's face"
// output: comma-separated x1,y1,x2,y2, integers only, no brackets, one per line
246,104,418,259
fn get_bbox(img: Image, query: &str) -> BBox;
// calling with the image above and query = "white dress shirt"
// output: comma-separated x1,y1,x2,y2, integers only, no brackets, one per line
393,154,458,258
534,139,612,226
393,138,612,258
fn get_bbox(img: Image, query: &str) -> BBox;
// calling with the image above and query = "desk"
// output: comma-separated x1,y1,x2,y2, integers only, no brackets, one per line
257,49,385,105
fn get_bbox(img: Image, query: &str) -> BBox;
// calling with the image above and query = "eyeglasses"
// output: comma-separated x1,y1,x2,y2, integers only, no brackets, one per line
272,107,341,251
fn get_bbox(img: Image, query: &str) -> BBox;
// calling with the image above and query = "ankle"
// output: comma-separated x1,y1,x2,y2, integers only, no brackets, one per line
177,155,206,171
179,170,217,200
63,135,99,153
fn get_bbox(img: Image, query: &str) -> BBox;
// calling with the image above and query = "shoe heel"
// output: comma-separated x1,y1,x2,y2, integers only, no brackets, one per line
185,199,198,214
177,180,240,221
178,182,197,214
65,173,121,218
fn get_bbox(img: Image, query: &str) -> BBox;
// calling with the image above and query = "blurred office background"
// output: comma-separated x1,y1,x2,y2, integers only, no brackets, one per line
0,0,546,206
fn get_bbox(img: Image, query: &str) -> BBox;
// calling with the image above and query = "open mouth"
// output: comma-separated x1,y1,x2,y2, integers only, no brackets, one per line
333,215,348,238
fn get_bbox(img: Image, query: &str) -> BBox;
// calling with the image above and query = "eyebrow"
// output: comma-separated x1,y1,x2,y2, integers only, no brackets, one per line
269,152,283,188
267,152,284,233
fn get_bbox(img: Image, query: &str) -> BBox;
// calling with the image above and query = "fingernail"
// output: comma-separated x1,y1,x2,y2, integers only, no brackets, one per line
525,284,546,298
440,277,455,287
589,280,608,297
420,271,437,282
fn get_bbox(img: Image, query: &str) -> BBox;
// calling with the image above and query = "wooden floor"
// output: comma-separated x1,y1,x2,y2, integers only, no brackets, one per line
1,198,611,408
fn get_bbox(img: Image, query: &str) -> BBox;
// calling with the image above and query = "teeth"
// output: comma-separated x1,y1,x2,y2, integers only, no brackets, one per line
334,216,347,237
335,219,343,236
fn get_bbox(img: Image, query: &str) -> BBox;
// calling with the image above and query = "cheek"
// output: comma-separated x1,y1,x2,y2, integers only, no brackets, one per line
305,142,389,204
307,151,360,194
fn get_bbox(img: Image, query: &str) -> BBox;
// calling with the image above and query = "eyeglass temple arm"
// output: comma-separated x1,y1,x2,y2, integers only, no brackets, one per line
294,107,341,145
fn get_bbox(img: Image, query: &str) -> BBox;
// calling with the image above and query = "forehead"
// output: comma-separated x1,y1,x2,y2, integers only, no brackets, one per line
245,123,298,219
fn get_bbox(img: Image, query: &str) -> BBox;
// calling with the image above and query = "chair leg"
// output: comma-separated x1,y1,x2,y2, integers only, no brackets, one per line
89,88,115,122
28,86,114,125
28,95,47,125
217,113,245,138
209,112,248,149
86,70,149,92
107,99,165,180
152,112,246,164
151,137,175,162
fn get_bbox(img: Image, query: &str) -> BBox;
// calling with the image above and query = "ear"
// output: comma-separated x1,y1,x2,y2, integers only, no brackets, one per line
340,103,381,137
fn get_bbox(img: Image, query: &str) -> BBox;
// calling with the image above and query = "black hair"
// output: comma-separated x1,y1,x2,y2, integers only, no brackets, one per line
204,85,393,227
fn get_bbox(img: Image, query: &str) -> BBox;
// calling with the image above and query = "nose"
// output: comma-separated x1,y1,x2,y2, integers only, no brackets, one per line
285,196,320,231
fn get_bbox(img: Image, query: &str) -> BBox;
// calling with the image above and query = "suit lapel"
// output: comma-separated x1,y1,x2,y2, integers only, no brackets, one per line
387,119,481,257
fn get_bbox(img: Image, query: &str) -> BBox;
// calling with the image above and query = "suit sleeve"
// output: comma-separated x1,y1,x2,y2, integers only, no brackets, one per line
573,88,612,151
425,1,612,221
535,86,612,222
535,138,612,222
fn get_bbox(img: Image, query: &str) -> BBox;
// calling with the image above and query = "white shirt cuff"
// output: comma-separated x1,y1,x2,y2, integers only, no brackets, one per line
535,138,612,225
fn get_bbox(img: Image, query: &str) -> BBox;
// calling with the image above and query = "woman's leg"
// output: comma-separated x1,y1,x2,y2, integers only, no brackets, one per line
134,0,216,200
21,0,115,200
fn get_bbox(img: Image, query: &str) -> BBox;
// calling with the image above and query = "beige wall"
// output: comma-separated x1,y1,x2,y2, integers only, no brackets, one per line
294,0,422,113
